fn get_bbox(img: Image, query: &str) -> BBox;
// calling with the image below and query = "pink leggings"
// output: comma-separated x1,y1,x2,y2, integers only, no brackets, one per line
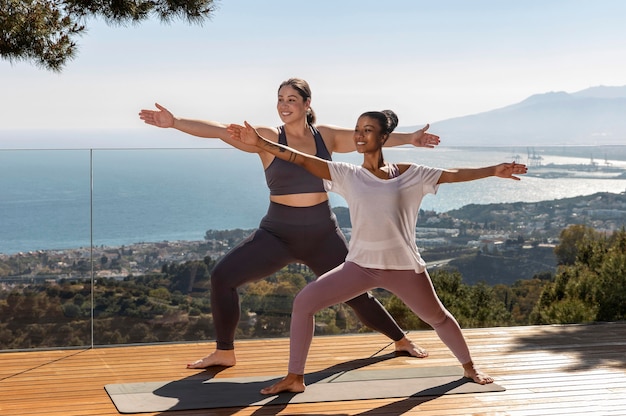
288,261,473,374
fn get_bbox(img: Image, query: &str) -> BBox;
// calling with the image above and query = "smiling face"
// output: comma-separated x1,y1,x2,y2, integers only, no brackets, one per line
276,85,310,124
354,115,386,153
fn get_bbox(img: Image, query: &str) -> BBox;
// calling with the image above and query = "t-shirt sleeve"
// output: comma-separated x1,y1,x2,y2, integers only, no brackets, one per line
414,165,443,195
323,161,353,194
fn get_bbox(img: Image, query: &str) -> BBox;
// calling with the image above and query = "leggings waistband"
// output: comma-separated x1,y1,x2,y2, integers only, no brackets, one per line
263,201,336,226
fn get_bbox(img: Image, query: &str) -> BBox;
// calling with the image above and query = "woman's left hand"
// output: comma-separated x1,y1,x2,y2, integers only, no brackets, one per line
495,162,528,180
410,124,440,148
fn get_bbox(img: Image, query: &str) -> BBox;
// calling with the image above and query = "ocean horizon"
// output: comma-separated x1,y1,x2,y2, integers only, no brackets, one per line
2,146,626,255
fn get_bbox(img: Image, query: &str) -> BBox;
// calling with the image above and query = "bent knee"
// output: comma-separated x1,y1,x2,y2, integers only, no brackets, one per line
422,310,452,329
292,290,320,316
210,264,230,289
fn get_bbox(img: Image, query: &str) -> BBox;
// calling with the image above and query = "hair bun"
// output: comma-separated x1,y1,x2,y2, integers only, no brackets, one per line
381,110,398,133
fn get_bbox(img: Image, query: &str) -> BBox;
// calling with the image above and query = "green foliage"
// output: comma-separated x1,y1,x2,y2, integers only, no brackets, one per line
2,226,624,350
493,275,550,325
0,0,218,71
532,227,626,324
447,246,556,286
431,270,511,328
383,294,427,330
163,258,211,294
0,260,220,348
380,270,512,330
313,307,342,335
554,224,600,266
242,271,306,315
149,287,171,301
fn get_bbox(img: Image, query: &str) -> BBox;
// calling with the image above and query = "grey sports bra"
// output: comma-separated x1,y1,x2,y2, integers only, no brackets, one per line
264,125,332,195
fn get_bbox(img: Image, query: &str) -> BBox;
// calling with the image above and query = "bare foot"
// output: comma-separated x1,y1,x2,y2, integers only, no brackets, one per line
186,349,236,369
395,336,428,358
260,373,305,395
462,361,494,384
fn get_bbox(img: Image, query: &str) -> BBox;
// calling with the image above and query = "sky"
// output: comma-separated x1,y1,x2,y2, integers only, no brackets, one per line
1,0,626,148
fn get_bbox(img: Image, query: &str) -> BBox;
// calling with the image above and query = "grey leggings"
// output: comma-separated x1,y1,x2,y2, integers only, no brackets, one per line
288,261,473,374
210,201,405,350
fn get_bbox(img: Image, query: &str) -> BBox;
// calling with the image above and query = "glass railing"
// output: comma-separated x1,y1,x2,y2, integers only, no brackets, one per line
1,147,272,349
2,146,626,351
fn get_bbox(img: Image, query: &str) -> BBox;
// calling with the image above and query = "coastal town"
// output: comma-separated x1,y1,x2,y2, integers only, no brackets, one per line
2,190,625,286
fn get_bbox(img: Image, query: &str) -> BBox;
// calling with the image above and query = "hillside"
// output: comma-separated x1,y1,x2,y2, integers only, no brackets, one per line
402,85,626,146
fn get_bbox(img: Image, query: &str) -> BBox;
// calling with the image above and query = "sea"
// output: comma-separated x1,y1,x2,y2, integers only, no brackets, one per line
2,146,626,255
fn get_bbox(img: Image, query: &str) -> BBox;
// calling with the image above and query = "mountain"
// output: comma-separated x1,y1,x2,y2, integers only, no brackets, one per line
403,85,626,146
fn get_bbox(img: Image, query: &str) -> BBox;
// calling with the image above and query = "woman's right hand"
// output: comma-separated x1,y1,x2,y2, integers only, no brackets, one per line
138,103,175,128
227,122,262,146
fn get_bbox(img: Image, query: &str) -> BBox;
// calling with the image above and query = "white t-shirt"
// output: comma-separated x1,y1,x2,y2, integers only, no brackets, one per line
325,162,442,272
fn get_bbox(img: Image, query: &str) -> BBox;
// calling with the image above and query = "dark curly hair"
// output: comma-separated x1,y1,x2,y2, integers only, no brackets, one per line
359,110,398,135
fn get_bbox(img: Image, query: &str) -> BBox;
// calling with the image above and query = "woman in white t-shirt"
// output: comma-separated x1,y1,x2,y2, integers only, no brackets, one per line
227,111,527,395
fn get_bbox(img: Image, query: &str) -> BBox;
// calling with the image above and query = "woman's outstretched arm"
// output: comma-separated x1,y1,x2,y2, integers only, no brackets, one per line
386,124,441,148
228,122,332,180
138,103,267,153
320,123,440,153
438,162,528,184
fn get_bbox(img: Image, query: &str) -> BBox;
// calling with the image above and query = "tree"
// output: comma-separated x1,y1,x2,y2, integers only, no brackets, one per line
554,224,599,266
532,227,626,324
0,0,218,71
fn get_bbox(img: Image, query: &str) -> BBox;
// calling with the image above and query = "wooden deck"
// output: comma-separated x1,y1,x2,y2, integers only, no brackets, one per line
1,322,625,415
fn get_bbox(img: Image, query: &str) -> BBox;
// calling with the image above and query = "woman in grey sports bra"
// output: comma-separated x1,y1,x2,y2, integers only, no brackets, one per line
138,78,440,369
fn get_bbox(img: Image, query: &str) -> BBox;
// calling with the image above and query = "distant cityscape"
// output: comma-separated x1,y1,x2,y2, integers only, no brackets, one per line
2,189,624,287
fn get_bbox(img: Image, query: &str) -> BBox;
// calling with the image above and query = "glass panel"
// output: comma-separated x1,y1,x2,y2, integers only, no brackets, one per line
0,150,92,349
2,145,626,351
90,148,269,345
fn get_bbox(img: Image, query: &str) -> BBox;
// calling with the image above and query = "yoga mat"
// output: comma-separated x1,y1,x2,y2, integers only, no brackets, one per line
105,365,505,413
